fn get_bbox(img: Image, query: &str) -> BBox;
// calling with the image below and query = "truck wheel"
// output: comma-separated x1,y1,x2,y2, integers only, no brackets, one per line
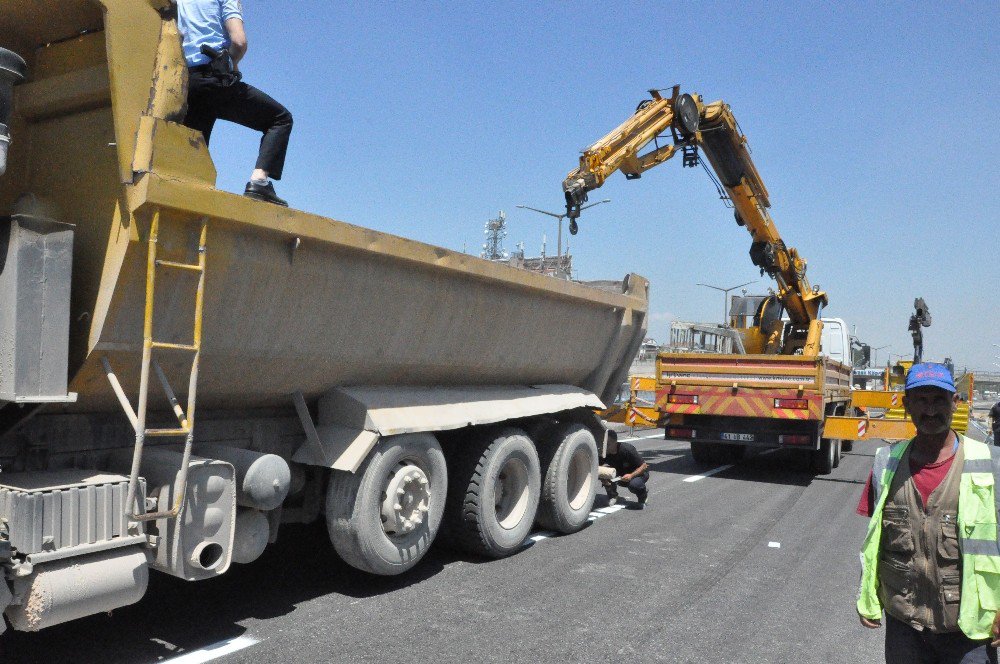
842,440,854,453
832,439,843,468
690,441,719,465
536,423,598,534
811,436,835,475
441,427,541,558
726,445,747,463
326,433,447,576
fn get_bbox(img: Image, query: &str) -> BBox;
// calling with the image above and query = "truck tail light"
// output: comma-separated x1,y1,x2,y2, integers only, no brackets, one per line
667,394,698,405
779,434,812,446
774,398,808,410
667,427,695,439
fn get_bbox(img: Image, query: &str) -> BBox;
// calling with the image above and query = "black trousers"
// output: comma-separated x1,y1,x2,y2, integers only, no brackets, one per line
606,473,648,500
885,614,997,664
183,69,293,180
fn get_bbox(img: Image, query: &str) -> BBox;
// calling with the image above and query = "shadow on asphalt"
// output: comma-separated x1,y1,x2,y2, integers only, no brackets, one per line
642,446,812,488
811,476,865,485
0,518,534,663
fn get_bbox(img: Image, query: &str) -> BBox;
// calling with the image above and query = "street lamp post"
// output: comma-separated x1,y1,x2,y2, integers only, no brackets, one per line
697,281,756,326
516,199,611,260
871,344,891,367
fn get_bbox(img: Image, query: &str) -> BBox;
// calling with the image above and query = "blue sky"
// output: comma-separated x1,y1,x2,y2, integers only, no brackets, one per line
209,1,999,371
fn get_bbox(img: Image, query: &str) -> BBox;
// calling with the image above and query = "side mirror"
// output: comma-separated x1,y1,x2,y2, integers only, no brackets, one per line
0,47,28,177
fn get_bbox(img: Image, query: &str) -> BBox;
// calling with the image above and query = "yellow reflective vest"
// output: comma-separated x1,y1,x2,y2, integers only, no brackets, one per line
858,436,1000,639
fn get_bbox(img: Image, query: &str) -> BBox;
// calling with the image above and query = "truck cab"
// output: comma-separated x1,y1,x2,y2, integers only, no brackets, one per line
819,318,851,367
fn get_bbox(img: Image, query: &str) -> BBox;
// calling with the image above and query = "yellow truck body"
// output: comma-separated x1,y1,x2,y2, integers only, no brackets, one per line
654,352,852,470
0,0,648,632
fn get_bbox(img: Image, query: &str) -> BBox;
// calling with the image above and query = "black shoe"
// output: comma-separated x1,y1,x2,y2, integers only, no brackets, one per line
244,180,288,207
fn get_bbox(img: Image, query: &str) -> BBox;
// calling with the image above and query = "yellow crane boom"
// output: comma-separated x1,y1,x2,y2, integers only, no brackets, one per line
562,87,827,356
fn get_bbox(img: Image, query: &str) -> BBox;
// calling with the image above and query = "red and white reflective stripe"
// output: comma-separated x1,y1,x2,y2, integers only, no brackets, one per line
631,377,640,390
627,409,637,425
891,394,899,407
858,420,868,438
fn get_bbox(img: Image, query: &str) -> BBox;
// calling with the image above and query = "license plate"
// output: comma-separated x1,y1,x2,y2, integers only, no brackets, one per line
721,432,755,442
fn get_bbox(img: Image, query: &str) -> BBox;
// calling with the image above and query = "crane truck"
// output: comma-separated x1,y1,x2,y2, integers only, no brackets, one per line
0,1,649,633
564,87,852,473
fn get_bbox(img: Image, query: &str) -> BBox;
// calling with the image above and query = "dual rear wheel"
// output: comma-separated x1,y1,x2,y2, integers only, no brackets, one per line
326,421,599,574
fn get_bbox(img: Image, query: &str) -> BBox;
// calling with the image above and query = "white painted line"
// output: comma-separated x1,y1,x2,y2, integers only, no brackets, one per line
529,505,628,544
592,504,628,515
768,541,781,549
682,447,782,483
619,431,663,442
683,463,735,483
528,531,557,543
162,636,258,664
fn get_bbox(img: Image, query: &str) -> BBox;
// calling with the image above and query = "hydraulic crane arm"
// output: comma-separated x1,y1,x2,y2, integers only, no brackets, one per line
562,87,828,356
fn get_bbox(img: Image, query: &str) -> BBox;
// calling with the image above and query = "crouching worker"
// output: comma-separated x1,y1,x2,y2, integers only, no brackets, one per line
856,363,1000,664
599,430,649,508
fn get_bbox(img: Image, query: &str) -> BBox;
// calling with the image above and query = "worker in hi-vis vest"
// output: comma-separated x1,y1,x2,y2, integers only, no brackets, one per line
857,363,1000,664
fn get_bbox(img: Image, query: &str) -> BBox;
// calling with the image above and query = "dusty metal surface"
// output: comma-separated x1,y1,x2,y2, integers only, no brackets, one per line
0,213,75,403
0,2,648,425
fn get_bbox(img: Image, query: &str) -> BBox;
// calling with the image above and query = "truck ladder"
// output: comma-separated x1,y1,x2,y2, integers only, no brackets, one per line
106,209,208,522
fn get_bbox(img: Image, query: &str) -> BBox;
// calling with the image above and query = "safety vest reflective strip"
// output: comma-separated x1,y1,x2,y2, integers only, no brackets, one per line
857,436,1000,639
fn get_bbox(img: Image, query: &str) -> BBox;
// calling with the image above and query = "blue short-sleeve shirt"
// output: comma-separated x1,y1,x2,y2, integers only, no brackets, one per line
177,0,244,67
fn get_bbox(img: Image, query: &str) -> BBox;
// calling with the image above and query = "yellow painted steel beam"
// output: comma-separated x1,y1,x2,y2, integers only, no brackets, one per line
824,416,916,441
851,390,905,409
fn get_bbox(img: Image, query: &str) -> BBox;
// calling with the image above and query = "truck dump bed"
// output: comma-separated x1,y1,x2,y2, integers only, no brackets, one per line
0,0,648,417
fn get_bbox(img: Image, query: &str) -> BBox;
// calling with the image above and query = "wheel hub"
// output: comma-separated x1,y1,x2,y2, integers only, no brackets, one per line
381,463,430,536
494,458,530,530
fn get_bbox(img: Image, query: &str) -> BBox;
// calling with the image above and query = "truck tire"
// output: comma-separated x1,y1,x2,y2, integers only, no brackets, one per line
441,427,541,558
536,423,598,534
811,436,835,475
726,445,747,463
690,441,719,465
326,433,447,576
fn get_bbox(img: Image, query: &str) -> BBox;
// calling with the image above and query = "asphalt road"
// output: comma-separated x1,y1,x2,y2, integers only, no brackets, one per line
1,432,885,663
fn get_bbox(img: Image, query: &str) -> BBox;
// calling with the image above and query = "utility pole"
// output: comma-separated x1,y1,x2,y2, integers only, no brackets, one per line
697,280,756,326
516,199,610,261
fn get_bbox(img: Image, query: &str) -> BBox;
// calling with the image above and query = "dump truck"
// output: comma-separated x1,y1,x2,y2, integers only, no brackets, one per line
0,1,648,633
562,88,853,473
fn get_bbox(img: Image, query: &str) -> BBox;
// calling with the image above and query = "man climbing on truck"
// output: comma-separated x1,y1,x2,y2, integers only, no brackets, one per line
177,0,293,206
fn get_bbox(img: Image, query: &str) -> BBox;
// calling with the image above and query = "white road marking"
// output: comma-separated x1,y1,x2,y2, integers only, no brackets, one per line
768,541,781,548
683,463,735,482
682,447,781,483
619,431,663,442
161,636,258,664
527,504,627,544
528,531,557,543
